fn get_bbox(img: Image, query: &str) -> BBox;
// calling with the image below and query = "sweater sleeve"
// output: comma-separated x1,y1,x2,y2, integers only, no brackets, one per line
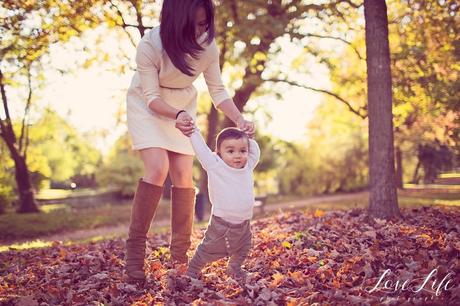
203,40,231,107
190,129,219,171
135,39,161,107
248,139,261,169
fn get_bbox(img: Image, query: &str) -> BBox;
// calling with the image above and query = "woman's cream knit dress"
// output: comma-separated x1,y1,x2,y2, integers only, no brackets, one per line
126,26,230,155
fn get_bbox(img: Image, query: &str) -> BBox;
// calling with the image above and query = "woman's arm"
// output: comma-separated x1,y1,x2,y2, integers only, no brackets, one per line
203,41,255,137
136,40,194,134
215,99,243,124
148,100,195,136
147,97,181,119
217,99,255,138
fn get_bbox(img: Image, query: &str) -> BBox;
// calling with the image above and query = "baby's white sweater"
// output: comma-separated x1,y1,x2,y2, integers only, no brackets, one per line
190,130,260,223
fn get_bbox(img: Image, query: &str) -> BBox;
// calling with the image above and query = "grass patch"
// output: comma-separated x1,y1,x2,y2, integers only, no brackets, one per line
262,189,460,215
306,195,460,212
0,199,170,243
40,203,69,213
0,217,210,252
36,187,118,200
0,204,131,243
265,194,305,204
438,173,460,179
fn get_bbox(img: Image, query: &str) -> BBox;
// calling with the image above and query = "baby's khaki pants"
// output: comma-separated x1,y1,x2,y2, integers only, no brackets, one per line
187,215,252,275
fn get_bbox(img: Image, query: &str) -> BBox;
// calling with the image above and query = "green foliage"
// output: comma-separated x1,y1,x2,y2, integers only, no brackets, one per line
1,0,100,66
325,0,459,184
417,142,455,183
1,0,102,108
277,100,368,196
0,185,14,214
26,109,102,188
252,132,280,195
0,144,16,212
0,204,132,242
1,1,103,213
388,0,459,180
97,133,143,197
0,109,102,204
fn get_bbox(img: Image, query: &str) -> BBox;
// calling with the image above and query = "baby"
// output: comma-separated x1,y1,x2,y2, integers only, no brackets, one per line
185,126,260,280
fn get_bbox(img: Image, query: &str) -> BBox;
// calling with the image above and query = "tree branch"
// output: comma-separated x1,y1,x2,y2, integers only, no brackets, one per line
19,66,33,155
108,0,140,47
264,78,367,119
304,33,365,60
0,67,18,145
230,0,239,22
24,118,30,162
0,68,12,124
339,0,363,9
0,116,6,140
132,0,147,38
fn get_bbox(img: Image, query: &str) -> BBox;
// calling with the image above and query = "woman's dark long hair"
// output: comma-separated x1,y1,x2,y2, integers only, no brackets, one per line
160,0,215,76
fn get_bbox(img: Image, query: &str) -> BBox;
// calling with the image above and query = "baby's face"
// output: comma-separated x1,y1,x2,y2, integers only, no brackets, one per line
218,138,249,169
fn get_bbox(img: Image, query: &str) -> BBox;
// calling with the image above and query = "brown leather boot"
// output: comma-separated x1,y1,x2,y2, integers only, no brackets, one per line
125,179,163,282
170,186,195,264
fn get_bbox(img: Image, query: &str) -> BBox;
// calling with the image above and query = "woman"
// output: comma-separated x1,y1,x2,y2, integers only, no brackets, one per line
125,0,255,282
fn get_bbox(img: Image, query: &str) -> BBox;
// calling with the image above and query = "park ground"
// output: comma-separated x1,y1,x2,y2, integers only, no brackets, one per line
0,184,459,305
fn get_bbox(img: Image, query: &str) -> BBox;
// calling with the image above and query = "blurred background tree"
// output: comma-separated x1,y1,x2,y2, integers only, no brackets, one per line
0,0,100,212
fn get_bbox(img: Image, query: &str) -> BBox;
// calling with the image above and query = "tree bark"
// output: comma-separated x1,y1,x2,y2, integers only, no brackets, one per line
364,0,400,219
395,147,403,189
412,159,421,184
2,127,39,213
198,105,219,202
13,150,40,213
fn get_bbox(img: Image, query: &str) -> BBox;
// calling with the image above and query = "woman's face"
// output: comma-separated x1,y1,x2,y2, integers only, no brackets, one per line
195,7,208,38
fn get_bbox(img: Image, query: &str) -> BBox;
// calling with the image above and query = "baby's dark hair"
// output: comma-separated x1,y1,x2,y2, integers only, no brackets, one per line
215,127,249,151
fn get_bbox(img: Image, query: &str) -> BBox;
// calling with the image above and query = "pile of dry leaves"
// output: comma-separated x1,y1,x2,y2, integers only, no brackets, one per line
1,205,459,305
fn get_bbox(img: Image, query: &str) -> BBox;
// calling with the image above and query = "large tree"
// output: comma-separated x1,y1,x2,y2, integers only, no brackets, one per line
0,0,99,212
364,0,400,219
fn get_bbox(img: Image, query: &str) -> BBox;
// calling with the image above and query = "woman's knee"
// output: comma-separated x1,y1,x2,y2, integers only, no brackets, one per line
143,174,167,186
143,165,168,185
169,165,193,187
170,171,193,187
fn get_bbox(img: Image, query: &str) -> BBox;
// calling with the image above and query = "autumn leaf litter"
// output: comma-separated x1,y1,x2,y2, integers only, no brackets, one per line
1,205,459,305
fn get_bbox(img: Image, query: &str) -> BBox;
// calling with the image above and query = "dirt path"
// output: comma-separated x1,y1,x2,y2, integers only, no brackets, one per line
5,191,368,247
263,191,368,212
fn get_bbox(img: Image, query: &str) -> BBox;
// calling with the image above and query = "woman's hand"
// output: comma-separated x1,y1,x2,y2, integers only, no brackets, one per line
175,111,195,136
236,116,255,138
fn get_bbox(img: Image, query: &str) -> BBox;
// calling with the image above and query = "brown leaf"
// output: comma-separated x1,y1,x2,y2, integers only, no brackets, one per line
17,295,38,306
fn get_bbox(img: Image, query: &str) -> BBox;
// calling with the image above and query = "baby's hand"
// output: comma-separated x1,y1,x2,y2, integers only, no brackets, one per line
175,111,195,137
180,123,195,137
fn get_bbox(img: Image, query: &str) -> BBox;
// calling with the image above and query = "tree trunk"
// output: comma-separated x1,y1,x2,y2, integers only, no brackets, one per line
412,159,421,184
14,152,40,213
364,0,400,219
222,70,265,128
3,135,40,213
198,105,220,202
395,147,403,189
